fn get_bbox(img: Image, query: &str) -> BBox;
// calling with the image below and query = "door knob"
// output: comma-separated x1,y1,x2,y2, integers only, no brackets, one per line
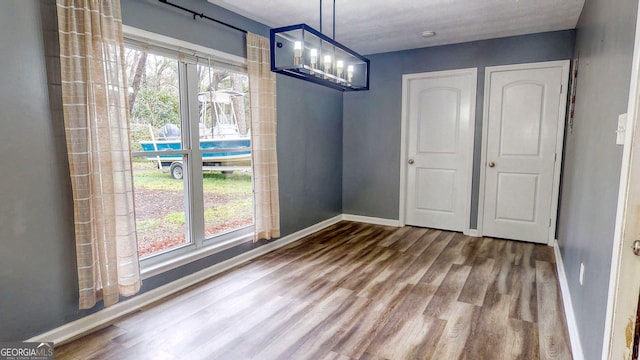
408,159,414,165
488,162,495,168
632,240,640,256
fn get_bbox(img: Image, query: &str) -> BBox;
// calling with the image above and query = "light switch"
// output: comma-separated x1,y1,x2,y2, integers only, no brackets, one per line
616,113,627,145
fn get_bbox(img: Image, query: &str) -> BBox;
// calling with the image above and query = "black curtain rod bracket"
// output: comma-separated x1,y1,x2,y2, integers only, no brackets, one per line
158,0,248,34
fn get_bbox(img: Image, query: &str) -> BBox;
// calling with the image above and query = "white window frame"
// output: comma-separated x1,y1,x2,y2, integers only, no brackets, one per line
123,26,255,278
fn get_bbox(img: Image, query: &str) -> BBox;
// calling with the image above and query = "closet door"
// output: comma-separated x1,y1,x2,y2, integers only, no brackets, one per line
480,61,569,244
404,69,477,232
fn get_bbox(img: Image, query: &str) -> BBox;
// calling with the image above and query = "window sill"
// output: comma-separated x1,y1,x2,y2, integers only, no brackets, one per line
140,229,254,279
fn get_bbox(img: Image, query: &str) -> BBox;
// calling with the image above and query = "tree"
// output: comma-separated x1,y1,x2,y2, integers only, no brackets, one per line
124,48,180,129
198,67,229,130
131,88,180,129
128,50,147,116
123,47,250,137
230,73,248,135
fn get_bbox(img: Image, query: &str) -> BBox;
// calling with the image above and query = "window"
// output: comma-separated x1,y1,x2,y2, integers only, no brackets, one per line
125,33,253,267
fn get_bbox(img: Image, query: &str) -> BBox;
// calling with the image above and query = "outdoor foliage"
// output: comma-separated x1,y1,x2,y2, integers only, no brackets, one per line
131,88,180,129
132,162,253,258
124,45,254,258
124,46,250,137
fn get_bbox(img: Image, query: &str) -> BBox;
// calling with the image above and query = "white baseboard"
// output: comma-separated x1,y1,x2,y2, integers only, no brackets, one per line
342,214,401,227
27,214,343,346
464,229,481,237
553,239,585,360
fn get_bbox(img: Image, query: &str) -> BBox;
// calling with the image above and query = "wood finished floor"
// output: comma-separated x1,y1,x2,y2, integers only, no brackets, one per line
56,221,572,360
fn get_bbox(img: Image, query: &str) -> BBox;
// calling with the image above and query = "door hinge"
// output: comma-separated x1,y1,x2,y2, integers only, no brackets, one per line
549,218,552,227
560,84,563,93
554,153,557,163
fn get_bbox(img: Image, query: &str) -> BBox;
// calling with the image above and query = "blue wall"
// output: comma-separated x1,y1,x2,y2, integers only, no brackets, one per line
343,30,575,227
6,1,632,353
0,0,343,340
276,75,343,235
557,0,638,357
0,0,78,341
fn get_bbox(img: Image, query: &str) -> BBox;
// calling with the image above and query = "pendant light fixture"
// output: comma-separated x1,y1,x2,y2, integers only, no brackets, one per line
270,0,370,91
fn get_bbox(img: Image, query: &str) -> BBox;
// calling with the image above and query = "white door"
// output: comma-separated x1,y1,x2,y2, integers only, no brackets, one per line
605,3,640,356
404,68,477,232
480,61,569,244
606,105,640,359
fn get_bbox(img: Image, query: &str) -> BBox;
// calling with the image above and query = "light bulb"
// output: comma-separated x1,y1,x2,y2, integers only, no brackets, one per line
347,65,354,83
336,60,344,79
293,41,302,66
323,55,332,78
310,48,318,69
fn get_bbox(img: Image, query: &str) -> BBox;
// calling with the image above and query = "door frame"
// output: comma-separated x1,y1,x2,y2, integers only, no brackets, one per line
398,67,478,234
476,60,570,245
603,1,640,357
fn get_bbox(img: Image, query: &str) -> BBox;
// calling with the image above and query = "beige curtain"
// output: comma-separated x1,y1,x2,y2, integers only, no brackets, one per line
56,0,141,309
246,33,280,241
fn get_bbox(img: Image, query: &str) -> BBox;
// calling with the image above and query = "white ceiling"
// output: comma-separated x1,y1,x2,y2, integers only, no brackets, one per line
207,0,585,55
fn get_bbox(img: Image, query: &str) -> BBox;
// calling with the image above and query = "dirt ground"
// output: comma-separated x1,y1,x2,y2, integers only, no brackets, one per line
134,188,252,257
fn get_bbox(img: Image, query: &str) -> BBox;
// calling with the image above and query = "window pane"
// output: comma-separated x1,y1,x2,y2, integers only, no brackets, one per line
197,65,254,239
202,171,254,238
126,46,189,258
132,155,189,258
125,47,182,151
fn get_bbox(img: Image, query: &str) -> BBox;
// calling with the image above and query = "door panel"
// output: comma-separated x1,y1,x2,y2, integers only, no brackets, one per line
500,83,544,156
405,69,476,231
495,173,538,222
482,63,566,243
416,168,456,212
418,89,460,154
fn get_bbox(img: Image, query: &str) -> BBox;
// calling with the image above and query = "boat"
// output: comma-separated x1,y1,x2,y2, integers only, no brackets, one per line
139,90,251,179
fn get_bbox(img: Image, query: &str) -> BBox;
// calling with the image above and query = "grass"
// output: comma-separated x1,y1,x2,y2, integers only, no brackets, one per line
133,160,252,194
132,160,253,256
203,196,253,223
136,218,164,232
136,212,186,232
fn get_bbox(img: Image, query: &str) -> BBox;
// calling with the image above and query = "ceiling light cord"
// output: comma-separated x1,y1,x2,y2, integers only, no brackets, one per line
319,0,337,40
320,0,322,34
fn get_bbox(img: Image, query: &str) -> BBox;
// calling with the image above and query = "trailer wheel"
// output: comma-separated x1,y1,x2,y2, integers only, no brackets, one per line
170,162,183,180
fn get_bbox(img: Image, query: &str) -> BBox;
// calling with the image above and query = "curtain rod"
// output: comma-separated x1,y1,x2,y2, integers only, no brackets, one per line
158,0,248,34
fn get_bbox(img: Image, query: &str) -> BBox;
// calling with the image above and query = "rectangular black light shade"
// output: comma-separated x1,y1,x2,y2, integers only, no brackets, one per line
270,24,370,91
